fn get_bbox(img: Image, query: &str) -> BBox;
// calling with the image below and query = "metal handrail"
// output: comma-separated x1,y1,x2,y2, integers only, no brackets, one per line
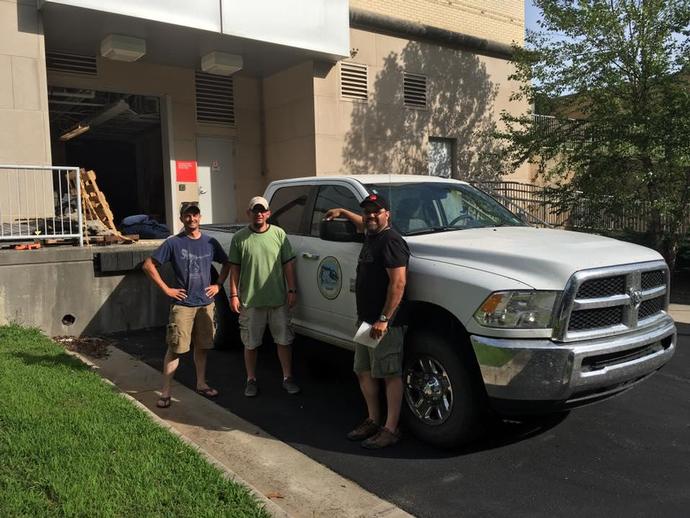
0,165,83,246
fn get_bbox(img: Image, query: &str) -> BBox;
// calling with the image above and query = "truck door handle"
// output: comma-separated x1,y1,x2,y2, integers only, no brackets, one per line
302,252,320,260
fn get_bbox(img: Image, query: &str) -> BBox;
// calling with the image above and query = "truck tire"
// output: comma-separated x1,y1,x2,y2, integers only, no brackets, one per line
213,290,240,350
211,267,240,350
402,329,484,448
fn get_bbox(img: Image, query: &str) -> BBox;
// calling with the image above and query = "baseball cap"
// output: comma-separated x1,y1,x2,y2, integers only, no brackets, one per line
248,196,270,211
359,193,389,211
180,202,200,216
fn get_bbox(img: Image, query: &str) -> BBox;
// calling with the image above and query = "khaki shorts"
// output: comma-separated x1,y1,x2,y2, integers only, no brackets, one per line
166,303,215,354
239,304,294,350
353,325,405,378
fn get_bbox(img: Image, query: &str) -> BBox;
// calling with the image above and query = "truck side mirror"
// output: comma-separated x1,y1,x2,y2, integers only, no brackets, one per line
319,219,363,242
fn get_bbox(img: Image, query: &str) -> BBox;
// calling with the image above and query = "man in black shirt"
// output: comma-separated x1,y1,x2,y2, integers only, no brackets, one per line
325,193,410,449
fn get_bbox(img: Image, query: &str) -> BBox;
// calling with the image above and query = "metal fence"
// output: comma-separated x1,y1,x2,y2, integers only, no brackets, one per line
473,181,562,228
0,165,83,246
474,180,688,234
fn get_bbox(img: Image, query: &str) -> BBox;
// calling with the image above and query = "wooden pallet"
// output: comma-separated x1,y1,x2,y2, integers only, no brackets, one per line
69,169,137,245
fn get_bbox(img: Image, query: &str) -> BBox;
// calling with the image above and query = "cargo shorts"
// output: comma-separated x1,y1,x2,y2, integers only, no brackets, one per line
238,304,294,350
165,303,215,354
353,325,405,378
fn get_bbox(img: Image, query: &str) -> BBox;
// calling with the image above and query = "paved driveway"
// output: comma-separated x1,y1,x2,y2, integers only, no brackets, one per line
114,324,690,518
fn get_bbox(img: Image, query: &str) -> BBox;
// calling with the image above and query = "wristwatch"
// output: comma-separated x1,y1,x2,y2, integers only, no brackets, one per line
378,314,389,323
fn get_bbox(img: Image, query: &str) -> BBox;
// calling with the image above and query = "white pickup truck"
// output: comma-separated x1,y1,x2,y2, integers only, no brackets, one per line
204,174,676,447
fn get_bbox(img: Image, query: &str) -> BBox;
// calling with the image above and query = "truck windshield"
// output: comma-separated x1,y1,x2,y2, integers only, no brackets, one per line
365,182,525,235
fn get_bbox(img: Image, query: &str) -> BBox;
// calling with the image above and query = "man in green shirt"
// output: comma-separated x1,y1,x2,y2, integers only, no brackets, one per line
229,196,299,397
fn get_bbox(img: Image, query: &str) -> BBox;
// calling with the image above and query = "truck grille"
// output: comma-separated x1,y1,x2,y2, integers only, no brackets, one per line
577,276,625,299
568,306,624,330
555,261,669,341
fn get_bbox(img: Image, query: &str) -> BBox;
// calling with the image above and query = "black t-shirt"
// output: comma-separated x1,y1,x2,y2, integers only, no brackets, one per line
356,227,410,325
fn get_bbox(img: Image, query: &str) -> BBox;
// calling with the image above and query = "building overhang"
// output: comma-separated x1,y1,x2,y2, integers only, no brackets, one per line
39,0,350,75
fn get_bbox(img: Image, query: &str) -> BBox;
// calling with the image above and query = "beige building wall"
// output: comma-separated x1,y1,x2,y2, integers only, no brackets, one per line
0,0,54,222
262,61,316,185
0,0,51,165
48,58,263,225
350,0,524,46
313,28,530,181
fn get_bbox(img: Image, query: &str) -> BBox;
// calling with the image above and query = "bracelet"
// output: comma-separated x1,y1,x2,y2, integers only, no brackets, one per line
288,289,297,294
230,294,239,298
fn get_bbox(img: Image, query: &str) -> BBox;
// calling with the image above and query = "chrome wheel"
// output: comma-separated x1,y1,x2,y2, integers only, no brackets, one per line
404,355,454,426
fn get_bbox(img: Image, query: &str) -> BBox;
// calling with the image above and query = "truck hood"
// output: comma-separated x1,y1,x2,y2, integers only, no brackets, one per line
407,226,663,290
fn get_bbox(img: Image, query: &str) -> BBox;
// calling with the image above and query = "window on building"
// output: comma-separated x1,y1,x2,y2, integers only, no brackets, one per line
268,185,311,234
310,184,361,236
428,137,455,178
340,62,368,101
403,72,427,108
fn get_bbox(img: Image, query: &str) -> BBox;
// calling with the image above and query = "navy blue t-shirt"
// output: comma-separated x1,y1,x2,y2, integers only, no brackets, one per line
151,233,229,307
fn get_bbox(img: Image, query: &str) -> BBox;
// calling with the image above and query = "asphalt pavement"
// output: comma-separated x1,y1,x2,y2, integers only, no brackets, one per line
113,324,690,518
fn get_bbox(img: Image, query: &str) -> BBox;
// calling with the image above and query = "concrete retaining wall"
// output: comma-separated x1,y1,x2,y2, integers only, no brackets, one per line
0,246,169,336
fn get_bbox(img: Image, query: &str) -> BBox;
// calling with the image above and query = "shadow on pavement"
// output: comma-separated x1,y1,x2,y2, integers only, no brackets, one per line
109,327,569,460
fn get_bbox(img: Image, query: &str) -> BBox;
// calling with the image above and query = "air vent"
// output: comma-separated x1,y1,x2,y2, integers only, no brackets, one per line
195,71,235,126
404,72,427,108
46,51,97,76
340,62,368,101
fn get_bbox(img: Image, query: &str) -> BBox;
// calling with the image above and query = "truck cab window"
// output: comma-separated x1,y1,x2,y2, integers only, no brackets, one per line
268,185,311,234
310,185,361,236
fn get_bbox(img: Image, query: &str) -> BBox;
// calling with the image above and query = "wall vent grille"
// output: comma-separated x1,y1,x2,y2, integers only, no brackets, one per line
340,62,368,101
195,71,235,126
46,51,97,76
404,72,427,108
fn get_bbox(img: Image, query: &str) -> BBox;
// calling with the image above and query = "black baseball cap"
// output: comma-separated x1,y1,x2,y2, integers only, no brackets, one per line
359,193,389,211
180,202,200,216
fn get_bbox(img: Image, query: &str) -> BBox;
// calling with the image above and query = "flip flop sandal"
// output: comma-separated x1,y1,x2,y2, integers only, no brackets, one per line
156,396,171,408
196,387,219,398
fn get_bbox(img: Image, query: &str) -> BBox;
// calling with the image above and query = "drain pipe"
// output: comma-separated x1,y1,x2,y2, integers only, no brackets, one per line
349,8,515,60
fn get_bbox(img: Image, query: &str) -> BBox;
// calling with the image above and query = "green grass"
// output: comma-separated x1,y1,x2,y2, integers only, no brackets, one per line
0,324,269,518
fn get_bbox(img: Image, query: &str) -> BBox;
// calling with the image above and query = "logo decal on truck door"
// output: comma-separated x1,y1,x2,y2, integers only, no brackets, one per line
317,256,342,300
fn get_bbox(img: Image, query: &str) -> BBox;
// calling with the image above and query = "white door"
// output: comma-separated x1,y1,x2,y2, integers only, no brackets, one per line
295,183,363,342
196,137,235,223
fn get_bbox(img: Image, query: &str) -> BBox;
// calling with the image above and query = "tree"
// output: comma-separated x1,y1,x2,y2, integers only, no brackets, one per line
500,0,690,270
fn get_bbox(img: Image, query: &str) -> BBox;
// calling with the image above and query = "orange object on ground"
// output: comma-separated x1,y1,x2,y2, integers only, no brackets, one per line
14,242,41,250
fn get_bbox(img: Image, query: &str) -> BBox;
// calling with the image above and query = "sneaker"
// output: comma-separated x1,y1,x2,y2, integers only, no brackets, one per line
361,427,401,449
282,376,301,395
244,379,258,397
346,418,381,441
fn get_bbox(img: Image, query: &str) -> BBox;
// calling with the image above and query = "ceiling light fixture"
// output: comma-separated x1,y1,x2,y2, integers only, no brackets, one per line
59,124,90,141
201,52,243,76
101,34,146,62
58,99,133,141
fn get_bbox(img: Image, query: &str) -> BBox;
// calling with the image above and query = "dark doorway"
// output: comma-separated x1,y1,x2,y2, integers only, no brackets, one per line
48,87,166,226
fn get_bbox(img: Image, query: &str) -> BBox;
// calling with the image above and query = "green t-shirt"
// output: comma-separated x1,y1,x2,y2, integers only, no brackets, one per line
228,225,296,308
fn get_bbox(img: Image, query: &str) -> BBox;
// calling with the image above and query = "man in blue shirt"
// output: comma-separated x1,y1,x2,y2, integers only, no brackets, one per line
143,203,230,408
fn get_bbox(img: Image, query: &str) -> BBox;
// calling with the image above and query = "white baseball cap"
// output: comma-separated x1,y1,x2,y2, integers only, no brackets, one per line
248,196,269,211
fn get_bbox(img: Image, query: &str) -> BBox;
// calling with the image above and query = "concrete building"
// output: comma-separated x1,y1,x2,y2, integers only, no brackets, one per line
0,0,529,336
2,0,527,229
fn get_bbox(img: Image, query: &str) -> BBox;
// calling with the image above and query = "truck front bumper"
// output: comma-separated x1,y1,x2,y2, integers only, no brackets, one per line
470,315,676,414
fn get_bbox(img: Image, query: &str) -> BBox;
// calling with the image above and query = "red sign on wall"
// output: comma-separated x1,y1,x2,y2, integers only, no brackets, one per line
175,160,197,182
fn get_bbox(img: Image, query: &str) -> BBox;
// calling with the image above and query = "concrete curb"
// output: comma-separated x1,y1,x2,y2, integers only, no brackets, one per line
65,346,414,518
65,349,286,517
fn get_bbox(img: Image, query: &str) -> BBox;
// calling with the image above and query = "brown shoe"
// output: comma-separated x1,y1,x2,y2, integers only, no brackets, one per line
347,418,381,441
361,427,400,449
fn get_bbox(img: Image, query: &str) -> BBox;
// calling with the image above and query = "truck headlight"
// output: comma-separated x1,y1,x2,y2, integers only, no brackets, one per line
473,291,559,329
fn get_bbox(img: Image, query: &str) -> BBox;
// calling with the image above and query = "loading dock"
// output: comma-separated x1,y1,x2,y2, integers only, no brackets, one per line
49,87,167,228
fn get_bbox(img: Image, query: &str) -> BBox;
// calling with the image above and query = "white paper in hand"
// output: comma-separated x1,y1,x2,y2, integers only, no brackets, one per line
353,321,382,348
